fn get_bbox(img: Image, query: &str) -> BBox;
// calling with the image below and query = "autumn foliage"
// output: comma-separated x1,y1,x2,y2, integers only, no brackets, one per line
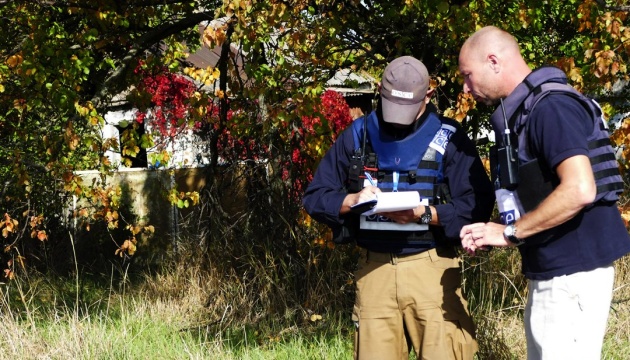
133,63,195,137
285,90,354,201
1,0,629,280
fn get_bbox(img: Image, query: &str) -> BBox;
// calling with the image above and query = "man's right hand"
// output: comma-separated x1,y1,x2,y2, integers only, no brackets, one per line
340,186,380,215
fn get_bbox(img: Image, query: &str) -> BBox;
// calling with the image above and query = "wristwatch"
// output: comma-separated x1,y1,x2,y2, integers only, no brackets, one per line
419,206,432,225
503,224,525,246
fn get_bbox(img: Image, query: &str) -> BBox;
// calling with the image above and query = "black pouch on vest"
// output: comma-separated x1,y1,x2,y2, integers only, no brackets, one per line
331,215,359,244
490,145,518,190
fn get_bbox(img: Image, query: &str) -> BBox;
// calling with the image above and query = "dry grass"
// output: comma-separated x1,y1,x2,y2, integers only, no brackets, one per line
0,164,628,358
0,251,627,359
0,262,354,359
605,255,630,360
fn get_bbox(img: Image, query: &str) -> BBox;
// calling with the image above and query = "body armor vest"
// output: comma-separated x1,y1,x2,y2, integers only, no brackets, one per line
490,66,624,214
349,111,456,250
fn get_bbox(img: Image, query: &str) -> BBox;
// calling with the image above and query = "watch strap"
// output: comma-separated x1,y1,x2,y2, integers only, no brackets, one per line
504,224,525,246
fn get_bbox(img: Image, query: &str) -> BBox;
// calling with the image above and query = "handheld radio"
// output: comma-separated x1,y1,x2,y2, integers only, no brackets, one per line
347,90,379,193
497,98,519,189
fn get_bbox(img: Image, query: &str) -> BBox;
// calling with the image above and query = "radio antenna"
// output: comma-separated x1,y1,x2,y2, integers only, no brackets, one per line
500,98,511,147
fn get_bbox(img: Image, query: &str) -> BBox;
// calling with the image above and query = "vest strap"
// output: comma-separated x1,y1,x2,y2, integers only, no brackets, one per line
419,160,439,170
380,173,436,184
593,167,622,181
588,137,612,150
590,152,617,165
597,182,625,194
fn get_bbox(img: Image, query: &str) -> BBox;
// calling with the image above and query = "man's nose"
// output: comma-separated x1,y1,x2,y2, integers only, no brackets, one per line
463,83,471,94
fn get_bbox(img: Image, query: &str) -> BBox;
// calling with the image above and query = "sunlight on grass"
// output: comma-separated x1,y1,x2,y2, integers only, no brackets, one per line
0,251,627,359
0,275,354,359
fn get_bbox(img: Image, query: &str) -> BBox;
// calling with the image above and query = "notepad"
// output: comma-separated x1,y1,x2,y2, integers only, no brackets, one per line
350,191,421,215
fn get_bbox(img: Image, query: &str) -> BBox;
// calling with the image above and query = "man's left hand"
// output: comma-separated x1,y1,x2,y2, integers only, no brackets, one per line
460,222,513,255
380,205,424,224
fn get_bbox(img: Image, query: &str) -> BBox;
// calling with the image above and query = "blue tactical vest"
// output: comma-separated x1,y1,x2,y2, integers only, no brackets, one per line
349,110,457,251
490,66,624,215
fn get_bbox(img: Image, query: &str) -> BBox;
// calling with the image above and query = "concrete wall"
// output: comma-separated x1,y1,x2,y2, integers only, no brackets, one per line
73,164,257,243
75,168,175,228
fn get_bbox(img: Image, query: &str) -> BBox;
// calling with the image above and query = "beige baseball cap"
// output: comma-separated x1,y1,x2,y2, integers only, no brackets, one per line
380,56,429,125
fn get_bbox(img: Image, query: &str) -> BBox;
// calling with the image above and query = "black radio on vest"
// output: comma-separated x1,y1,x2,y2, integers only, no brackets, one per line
496,98,519,189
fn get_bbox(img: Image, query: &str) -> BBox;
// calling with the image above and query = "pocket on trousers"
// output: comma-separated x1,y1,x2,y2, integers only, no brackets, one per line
441,302,475,334
442,305,478,360
352,306,360,360
428,251,460,270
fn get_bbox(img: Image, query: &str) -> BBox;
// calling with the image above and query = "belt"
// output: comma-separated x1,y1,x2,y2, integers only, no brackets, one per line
366,248,435,264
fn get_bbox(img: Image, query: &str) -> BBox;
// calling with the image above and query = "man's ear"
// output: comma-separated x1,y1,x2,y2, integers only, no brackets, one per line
424,88,435,103
488,54,500,73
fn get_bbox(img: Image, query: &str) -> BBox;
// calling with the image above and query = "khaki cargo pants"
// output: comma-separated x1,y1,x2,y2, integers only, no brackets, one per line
352,247,477,360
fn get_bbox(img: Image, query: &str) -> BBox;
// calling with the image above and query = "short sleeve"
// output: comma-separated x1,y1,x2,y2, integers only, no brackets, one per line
527,94,593,169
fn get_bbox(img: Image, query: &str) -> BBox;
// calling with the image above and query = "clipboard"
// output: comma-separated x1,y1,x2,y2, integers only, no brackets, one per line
349,199,378,214
349,191,420,215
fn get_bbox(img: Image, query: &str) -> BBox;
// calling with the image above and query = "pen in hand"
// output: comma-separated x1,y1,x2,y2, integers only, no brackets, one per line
364,172,377,187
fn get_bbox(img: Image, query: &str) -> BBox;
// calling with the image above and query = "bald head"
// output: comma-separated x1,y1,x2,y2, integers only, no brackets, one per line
461,26,522,61
458,26,532,105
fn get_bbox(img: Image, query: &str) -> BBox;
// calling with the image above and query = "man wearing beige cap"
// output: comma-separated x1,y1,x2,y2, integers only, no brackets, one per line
303,56,494,359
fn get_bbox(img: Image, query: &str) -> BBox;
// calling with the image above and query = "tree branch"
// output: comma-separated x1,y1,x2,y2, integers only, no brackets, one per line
92,10,215,109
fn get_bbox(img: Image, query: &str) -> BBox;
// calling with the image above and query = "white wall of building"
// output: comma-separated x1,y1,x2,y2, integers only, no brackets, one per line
103,109,210,169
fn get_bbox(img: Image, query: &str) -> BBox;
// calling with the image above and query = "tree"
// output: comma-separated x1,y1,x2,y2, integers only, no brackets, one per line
0,1,215,272
1,0,628,276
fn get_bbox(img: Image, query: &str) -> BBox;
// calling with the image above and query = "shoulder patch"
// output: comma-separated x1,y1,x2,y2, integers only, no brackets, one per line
429,124,457,155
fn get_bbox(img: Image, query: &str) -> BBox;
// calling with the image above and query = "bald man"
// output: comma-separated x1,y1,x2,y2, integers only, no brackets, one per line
459,27,532,105
458,26,630,360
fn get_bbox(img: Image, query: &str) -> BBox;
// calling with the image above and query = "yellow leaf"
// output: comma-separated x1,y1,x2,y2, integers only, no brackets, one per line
6,54,22,68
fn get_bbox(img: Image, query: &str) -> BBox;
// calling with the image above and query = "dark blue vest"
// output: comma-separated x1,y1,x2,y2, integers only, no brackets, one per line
350,111,456,251
490,66,624,214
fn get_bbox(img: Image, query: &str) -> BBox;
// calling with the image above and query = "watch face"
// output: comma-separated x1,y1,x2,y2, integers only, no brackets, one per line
504,225,523,245
421,213,431,224
420,206,431,224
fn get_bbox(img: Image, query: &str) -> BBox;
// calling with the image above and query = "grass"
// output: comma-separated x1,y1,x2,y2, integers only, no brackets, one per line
1,181,629,360
0,243,362,360
0,253,627,359
0,272,354,359
603,271,630,360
